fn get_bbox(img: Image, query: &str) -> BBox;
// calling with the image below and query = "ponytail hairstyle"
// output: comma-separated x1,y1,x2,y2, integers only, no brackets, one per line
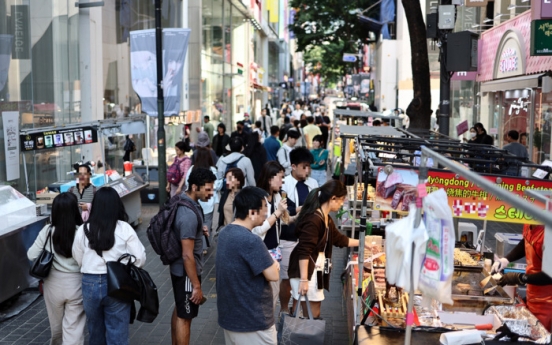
296,179,347,225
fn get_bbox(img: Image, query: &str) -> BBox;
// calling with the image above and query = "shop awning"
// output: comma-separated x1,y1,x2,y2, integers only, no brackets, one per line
481,73,548,93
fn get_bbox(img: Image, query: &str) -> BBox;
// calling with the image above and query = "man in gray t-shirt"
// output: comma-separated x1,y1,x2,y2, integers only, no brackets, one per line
170,168,215,345
503,130,529,176
216,187,280,344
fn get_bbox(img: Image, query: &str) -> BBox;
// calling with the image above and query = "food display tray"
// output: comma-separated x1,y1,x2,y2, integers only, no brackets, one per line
451,267,513,304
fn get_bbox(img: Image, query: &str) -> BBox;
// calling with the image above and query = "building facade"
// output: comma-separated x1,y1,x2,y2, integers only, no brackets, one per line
0,0,290,195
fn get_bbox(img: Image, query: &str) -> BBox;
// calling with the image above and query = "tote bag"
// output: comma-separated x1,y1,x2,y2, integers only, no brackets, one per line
279,294,325,345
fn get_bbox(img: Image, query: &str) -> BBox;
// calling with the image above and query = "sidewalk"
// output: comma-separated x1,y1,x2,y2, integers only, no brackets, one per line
0,204,351,345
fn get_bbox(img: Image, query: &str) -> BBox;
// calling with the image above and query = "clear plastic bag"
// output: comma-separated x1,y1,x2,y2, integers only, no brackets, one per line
419,188,455,305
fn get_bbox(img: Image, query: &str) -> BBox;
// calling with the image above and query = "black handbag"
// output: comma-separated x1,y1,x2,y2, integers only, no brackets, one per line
106,253,141,302
130,264,159,323
29,227,54,279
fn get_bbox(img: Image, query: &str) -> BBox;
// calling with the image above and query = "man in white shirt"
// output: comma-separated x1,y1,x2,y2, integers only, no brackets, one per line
291,103,303,119
277,130,301,176
279,147,318,314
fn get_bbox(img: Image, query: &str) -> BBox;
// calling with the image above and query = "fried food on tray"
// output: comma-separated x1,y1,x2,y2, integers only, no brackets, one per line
454,248,478,266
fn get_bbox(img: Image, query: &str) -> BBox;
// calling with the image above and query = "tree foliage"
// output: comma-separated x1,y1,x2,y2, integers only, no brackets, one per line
289,0,377,83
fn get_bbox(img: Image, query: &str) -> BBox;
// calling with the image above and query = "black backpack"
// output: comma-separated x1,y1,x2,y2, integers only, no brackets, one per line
147,195,204,265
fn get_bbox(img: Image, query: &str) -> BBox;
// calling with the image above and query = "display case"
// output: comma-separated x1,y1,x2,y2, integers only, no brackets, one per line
0,186,49,303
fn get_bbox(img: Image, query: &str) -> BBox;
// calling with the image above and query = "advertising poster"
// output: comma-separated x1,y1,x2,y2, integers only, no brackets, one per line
20,126,98,152
2,111,20,181
130,28,191,117
374,167,552,224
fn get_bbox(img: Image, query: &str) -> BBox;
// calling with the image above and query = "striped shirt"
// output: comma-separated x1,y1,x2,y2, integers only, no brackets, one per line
70,184,96,205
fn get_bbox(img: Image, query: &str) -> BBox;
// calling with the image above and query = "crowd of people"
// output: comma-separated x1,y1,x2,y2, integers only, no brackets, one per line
27,102,359,345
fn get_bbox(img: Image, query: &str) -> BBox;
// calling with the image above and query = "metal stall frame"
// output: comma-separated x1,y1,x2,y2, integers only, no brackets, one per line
398,146,552,345
330,110,404,173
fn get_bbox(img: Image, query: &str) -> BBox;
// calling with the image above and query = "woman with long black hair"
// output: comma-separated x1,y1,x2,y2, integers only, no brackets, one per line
72,187,146,345
288,180,359,318
28,193,86,344
252,161,288,309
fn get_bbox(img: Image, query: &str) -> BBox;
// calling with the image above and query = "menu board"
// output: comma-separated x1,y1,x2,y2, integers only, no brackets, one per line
20,126,97,151
105,174,145,197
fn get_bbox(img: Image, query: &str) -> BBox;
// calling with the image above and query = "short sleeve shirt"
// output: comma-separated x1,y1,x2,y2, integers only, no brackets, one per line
169,194,204,277
216,224,275,332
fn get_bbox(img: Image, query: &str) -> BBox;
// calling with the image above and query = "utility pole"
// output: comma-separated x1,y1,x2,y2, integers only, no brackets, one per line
155,0,167,208
437,0,454,136
438,31,451,136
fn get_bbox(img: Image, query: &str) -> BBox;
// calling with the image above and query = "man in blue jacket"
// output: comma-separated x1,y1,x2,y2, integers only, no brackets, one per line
264,126,281,161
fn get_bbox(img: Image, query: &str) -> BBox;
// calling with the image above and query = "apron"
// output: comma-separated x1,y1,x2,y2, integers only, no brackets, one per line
523,224,552,331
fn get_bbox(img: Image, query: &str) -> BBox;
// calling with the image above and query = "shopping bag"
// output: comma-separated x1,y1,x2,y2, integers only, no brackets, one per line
279,294,325,345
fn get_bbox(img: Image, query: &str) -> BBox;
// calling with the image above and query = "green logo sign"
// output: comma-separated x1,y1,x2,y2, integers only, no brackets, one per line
531,19,552,56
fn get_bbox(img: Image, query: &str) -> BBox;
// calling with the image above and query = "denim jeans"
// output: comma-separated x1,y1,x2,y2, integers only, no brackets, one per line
82,274,131,345
311,169,327,188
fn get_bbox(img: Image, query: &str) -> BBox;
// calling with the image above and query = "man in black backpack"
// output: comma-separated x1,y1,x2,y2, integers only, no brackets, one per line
170,168,216,345
215,136,256,186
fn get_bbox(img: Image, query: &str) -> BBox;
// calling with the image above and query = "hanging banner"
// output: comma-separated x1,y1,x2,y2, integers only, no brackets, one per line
11,5,30,59
20,126,98,152
374,167,552,224
0,35,13,92
130,28,191,117
2,111,20,181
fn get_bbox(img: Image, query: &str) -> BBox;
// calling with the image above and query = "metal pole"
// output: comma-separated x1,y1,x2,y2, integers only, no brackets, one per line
405,154,428,345
438,32,451,137
155,0,167,208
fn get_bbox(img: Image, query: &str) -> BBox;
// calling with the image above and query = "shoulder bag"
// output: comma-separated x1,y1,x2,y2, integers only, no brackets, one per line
83,224,140,302
29,227,54,279
279,294,326,345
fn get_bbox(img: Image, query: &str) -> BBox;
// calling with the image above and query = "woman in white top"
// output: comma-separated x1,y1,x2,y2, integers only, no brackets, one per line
28,193,86,345
252,161,287,309
72,187,146,345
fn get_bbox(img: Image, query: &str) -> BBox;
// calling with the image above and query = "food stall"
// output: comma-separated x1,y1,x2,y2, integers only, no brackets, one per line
19,116,149,225
338,134,552,344
0,186,48,303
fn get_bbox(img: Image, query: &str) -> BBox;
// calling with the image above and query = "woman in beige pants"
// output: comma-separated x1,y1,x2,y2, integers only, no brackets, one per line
28,193,86,344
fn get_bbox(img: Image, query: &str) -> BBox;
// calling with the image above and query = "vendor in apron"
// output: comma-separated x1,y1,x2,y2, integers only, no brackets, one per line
493,224,552,331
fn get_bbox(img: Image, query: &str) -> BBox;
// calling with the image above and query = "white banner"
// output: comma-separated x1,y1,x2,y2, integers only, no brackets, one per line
2,111,20,181
130,28,191,116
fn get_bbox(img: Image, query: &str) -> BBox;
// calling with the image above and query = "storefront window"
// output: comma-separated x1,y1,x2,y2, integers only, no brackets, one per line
498,89,531,149
202,0,225,124
0,1,81,194
533,89,552,164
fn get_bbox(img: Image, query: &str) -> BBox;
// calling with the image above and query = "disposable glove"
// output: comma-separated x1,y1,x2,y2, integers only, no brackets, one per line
491,258,509,274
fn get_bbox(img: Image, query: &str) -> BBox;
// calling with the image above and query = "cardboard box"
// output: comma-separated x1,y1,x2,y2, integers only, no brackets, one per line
36,192,59,205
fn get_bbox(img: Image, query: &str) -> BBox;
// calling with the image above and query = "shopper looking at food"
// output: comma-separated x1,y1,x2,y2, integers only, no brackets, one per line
28,193,86,345
288,180,359,319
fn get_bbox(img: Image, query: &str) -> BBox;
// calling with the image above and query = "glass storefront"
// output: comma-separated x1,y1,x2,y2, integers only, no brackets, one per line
0,0,185,195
